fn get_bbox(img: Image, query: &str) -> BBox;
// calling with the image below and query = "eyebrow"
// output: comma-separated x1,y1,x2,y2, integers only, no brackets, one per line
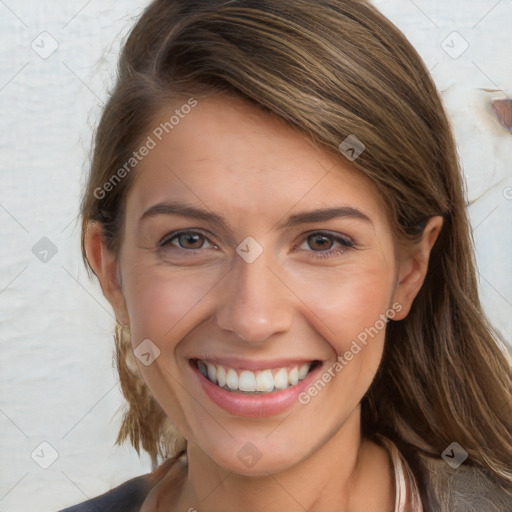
139,201,373,230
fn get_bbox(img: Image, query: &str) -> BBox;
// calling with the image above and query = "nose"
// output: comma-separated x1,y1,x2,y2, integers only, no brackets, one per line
215,250,294,344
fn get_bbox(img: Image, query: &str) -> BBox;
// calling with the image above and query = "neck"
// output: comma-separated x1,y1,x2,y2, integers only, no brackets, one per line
163,407,394,512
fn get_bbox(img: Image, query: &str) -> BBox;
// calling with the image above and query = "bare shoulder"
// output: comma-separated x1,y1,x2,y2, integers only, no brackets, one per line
418,453,512,512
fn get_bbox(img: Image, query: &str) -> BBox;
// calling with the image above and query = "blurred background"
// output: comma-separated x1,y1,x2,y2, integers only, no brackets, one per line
0,0,511,510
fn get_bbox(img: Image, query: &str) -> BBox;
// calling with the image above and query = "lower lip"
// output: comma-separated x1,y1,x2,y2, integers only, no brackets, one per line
189,360,323,418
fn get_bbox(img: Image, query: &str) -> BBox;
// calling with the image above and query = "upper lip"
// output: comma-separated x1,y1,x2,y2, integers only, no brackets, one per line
189,356,321,371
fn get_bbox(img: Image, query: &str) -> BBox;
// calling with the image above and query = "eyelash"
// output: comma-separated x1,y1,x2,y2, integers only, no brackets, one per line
158,230,355,259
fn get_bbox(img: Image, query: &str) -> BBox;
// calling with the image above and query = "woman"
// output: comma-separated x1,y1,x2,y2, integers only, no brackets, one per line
60,0,512,510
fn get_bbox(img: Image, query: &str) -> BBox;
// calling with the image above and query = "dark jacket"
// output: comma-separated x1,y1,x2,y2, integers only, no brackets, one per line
59,455,512,511
59,474,150,512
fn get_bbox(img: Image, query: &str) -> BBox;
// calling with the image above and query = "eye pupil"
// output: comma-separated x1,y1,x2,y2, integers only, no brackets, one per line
179,233,203,249
308,234,333,251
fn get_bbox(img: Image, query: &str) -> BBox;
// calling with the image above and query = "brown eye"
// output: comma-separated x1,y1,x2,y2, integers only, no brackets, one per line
307,233,334,251
176,232,205,249
297,231,355,259
159,231,214,250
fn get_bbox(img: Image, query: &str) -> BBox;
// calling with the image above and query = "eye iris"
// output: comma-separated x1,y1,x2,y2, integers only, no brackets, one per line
179,233,203,249
308,234,333,251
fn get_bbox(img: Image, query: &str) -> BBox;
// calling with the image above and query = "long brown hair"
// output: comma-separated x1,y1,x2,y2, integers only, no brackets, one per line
80,0,512,502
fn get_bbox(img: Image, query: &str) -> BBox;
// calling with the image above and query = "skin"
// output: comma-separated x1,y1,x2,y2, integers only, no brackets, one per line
85,94,443,512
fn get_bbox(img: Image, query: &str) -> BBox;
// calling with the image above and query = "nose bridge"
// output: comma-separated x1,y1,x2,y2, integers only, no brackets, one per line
215,248,293,343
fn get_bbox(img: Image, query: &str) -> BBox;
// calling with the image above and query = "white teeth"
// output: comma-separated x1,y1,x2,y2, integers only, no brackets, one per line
216,365,226,387
226,368,239,390
197,360,315,394
288,367,299,386
206,362,217,383
273,368,289,389
298,363,309,380
238,371,257,392
256,370,274,392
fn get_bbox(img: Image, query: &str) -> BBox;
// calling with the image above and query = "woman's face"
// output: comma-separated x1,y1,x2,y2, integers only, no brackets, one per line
105,94,415,474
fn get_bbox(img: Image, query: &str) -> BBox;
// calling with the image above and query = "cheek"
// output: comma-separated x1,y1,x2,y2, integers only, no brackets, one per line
289,262,395,403
120,261,226,438
293,265,394,414
124,263,224,345
292,261,395,347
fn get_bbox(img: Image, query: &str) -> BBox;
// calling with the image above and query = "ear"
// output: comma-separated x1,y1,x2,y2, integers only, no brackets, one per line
391,216,444,321
84,221,130,327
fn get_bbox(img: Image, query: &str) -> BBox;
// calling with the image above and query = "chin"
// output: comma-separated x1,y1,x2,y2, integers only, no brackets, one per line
200,437,307,477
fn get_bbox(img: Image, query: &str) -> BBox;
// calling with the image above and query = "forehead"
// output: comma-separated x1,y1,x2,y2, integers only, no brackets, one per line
125,94,388,228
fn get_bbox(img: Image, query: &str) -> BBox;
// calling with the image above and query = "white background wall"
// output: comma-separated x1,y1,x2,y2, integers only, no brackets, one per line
0,1,510,510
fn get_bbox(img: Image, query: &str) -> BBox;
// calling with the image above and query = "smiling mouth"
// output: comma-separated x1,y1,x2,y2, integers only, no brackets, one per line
191,359,321,394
